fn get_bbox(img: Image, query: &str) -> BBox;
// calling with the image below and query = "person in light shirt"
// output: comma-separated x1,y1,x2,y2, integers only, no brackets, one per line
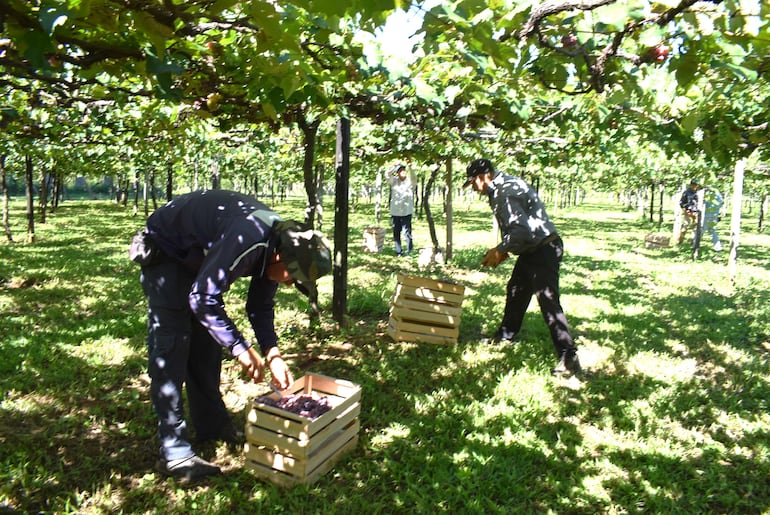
389,164,417,257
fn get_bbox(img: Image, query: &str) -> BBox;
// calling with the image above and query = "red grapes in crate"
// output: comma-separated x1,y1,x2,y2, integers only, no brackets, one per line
256,393,332,419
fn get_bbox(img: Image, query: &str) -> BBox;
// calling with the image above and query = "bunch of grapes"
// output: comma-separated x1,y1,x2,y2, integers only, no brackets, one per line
256,394,332,419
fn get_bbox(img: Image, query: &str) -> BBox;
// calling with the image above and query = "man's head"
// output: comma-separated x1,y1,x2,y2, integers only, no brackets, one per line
689,179,700,190
274,221,333,313
463,158,495,191
392,164,407,180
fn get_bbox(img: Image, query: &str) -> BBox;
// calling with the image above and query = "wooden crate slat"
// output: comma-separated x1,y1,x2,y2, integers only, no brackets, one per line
393,283,465,307
247,401,360,457
249,374,361,439
244,373,361,486
390,306,460,328
387,323,458,345
245,419,359,478
389,317,459,338
397,273,465,295
392,296,463,317
245,432,359,488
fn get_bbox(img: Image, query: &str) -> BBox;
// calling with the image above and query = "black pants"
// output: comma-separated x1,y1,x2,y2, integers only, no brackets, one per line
391,214,413,255
140,256,231,462
499,236,576,358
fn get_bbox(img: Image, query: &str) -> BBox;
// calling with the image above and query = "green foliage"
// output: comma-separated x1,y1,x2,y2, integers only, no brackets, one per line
1,196,769,513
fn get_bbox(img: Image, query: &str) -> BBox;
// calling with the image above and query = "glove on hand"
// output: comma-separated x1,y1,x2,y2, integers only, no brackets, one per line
481,248,509,268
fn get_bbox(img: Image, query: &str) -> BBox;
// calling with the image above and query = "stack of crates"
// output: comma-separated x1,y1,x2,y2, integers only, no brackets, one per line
387,273,465,344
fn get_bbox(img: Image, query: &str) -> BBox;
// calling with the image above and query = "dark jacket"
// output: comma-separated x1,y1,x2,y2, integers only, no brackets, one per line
145,190,283,357
485,172,558,255
680,187,699,212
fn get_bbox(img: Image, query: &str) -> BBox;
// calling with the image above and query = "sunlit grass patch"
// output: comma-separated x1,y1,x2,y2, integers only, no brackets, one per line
626,351,698,382
1,196,769,513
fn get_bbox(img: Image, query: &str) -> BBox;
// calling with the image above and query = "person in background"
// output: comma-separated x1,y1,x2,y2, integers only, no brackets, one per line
389,164,417,257
463,158,581,376
703,186,724,252
129,189,332,483
678,179,701,244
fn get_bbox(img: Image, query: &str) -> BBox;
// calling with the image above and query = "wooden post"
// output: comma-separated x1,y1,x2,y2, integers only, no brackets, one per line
445,158,453,262
333,118,350,327
649,183,655,223
729,159,745,285
25,154,35,243
658,183,664,227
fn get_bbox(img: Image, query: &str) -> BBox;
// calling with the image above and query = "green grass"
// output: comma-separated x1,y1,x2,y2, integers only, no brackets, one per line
1,194,769,514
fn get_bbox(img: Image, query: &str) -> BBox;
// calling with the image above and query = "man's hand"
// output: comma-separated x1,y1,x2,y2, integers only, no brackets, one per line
481,247,509,268
237,347,265,383
266,347,294,390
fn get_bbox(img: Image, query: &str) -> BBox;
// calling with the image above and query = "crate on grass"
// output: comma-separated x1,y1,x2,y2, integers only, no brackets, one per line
644,232,671,248
363,226,386,253
387,273,465,344
244,373,361,487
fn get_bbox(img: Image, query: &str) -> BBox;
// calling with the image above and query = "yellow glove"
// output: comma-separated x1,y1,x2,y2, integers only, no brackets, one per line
481,248,509,268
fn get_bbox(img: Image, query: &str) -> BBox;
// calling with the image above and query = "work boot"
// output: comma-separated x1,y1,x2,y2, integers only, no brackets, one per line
197,421,245,447
218,422,245,449
551,351,582,377
157,455,221,483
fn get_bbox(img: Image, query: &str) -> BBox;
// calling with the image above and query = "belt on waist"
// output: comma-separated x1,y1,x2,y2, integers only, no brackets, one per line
538,234,559,247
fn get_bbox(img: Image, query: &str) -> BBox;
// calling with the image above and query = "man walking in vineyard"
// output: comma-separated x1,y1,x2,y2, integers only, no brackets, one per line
463,158,581,376
678,179,701,244
129,189,332,482
389,163,417,257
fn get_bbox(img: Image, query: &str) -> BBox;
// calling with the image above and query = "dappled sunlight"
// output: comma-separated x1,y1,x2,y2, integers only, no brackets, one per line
65,336,138,366
369,423,411,447
626,351,698,382
2,197,769,512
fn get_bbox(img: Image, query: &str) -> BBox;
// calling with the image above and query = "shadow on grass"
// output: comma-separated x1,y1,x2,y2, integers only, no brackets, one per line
2,199,769,512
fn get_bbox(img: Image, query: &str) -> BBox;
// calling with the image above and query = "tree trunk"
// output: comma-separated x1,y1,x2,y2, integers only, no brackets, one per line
143,171,149,218
211,156,221,190
297,114,321,228
333,118,350,327
150,167,158,210
133,169,140,216
39,169,49,224
375,168,383,226
422,164,441,252
25,154,35,243
445,159,453,262
315,163,324,232
658,183,664,227
649,183,655,223
166,163,173,201
758,194,766,233
729,159,745,285
1,154,13,242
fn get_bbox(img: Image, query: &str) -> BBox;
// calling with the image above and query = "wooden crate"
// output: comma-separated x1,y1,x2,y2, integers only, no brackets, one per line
363,226,386,253
387,273,465,344
244,373,361,487
644,232,671,248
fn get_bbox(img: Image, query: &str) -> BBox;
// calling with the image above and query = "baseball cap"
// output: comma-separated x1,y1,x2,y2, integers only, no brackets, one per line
463,158,494,188
275,221,332,310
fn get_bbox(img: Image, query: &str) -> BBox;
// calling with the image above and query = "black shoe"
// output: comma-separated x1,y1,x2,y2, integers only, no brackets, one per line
157,455,221,483
551,351,582,376
480,330,516,345
197,422,245,447
219,423,245,448
493,328,517,343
